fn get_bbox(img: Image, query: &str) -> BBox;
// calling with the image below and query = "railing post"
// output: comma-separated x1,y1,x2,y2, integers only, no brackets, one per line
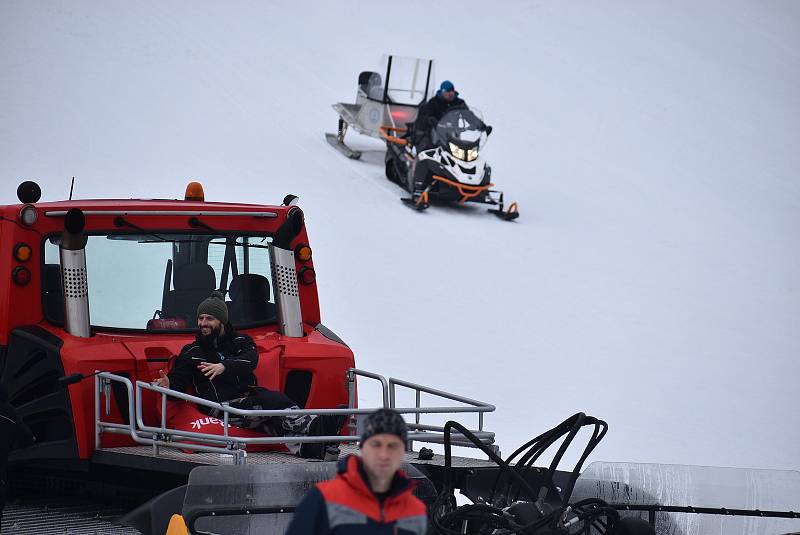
346,370,357,435
103,377,111,416
161,393,167,430
95,373,101,450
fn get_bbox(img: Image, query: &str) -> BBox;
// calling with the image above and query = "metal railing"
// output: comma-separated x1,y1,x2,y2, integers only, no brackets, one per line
95,368,495,464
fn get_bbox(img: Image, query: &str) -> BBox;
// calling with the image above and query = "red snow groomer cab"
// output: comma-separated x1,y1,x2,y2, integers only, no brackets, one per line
0,181,357,468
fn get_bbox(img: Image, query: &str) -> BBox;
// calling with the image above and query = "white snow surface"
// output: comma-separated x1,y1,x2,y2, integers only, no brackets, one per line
1,1,798,471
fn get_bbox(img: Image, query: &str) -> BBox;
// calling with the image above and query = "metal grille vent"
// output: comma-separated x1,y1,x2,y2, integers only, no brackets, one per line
62,267,88,299
272,263,298,297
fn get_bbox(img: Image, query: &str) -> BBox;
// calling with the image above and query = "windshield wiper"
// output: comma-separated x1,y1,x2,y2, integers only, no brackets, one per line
113,217,170,242
189,216,217,233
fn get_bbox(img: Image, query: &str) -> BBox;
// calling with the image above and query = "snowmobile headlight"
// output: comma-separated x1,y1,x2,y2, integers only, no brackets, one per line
448,142,466,161
466,148,479,162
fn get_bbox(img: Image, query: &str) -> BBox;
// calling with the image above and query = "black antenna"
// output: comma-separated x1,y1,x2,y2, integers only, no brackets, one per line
69,177,75,200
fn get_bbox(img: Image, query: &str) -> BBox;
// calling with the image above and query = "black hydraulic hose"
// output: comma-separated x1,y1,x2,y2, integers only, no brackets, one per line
490,417,573,502
434,415,612,535
503,413,587,503
442,421,539,501
506,414,607,505
433,422,541,535
562,419,608,504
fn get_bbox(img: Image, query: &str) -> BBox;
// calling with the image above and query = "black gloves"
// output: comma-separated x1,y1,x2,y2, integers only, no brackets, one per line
484,125,493,135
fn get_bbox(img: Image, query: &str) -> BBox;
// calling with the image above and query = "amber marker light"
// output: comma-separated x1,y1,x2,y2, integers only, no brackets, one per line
14,243,32,262
12,266,31,286
295,244,312,262
184,181,205,201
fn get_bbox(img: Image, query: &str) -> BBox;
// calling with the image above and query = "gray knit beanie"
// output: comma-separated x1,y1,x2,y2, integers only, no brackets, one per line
197,291,228,323
360,408,408,445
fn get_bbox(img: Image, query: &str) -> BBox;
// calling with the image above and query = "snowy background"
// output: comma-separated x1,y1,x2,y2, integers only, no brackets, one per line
1,1,798,472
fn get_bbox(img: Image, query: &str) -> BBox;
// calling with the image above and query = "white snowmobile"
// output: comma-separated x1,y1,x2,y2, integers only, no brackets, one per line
390,105,519,221
328,55,519,221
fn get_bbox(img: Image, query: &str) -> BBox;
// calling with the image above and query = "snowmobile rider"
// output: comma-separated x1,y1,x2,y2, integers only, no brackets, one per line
413,80,492,151
1,384,35,531
154,291,343,459
285,408,427,534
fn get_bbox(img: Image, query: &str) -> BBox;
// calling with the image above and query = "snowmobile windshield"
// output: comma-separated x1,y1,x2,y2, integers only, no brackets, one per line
43,233,277,331
371,54,435,105
571,462,800,535
434,106,488,161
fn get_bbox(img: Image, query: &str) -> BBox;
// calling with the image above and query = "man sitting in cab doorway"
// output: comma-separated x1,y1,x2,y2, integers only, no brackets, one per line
154,291,343,459
286,408,428,534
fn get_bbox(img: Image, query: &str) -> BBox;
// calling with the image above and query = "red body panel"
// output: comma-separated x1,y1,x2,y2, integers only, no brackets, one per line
0,195,354,462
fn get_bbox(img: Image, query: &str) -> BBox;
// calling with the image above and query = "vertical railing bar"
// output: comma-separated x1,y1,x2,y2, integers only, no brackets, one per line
415,389,420,425
161,393,167,430
104,377,111,415
94,373,101,450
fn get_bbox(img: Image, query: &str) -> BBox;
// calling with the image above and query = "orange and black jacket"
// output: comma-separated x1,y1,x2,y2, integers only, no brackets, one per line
286,455,427,534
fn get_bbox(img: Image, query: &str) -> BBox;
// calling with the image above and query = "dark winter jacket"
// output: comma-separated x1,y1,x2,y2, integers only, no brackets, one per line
413,91,467,147
167,325,258,403
285,455,427,535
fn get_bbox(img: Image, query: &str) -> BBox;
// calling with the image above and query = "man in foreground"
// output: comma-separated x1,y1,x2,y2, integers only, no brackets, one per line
155,291,342,458
286,408,427,534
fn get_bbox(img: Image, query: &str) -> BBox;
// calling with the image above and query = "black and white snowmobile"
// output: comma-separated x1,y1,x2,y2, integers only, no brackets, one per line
388,105,519,221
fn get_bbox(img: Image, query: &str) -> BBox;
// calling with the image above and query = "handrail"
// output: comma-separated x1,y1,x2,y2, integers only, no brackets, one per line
348,368,390,407
388,377,495,433
95,368,496,463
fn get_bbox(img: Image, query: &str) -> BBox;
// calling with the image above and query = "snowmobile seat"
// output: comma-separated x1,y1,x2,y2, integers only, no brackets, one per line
228,273,275,325
43,263,64,324
358,71,383,101
161,263,217,322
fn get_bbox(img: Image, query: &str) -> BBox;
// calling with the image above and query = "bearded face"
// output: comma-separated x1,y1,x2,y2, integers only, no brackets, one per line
197,313,224,344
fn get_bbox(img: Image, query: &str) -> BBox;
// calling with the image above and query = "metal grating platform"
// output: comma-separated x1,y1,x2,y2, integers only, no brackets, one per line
97,443,498,469
1,497,140,535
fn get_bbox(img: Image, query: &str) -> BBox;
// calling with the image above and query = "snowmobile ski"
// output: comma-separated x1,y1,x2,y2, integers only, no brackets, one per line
489,201,520,221
401,190,430,211
325,132,362,160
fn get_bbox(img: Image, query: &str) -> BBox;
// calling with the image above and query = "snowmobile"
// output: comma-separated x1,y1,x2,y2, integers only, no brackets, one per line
388,105,519,221
327,55,519,221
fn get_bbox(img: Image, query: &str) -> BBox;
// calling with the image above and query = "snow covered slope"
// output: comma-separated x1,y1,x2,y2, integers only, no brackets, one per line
1,1,798,470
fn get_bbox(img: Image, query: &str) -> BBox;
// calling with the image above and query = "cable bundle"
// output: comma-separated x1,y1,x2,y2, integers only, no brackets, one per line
431,413,622,534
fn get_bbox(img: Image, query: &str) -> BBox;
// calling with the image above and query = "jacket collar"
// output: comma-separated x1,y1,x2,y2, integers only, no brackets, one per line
337,455,416,501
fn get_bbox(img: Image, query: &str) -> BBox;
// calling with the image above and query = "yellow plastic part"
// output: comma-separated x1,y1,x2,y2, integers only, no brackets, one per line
184,181,205,201
165,514,190,535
